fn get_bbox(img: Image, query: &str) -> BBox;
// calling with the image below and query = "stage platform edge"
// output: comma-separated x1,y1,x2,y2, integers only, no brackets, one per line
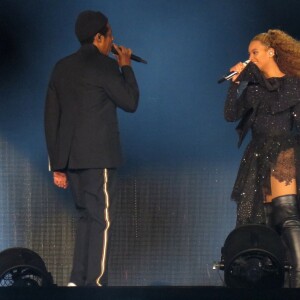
1,286,300,300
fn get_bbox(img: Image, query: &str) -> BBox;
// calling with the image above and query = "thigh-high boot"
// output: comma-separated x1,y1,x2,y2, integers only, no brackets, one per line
264,202,273,227
272,195,300,288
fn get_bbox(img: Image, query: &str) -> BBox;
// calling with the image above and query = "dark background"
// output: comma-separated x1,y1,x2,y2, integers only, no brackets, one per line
0,0,299,286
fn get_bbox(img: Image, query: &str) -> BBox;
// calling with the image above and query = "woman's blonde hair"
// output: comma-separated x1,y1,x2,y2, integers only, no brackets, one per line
251,29,300,77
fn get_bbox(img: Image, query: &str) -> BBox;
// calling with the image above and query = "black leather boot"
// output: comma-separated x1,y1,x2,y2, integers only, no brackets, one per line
264,202,273,227
272,195,300,288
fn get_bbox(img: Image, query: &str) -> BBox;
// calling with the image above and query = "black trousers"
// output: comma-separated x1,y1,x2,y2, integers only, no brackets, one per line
67,168,117,286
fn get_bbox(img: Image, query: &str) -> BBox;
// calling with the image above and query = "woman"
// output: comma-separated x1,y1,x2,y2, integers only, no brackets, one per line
225,29,300,287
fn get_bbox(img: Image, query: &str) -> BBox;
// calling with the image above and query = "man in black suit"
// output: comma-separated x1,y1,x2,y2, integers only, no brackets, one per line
44,10,139,287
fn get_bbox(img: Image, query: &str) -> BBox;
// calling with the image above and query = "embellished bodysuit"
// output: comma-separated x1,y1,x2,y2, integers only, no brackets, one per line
225,62,300,226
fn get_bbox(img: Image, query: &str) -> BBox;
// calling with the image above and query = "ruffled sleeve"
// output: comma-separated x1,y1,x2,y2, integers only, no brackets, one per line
224,62,262,146
269,77,300,114
224,63,262,121
224,81,249,122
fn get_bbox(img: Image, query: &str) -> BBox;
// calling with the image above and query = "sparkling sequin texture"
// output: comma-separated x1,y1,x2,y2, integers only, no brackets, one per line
224,62,300,226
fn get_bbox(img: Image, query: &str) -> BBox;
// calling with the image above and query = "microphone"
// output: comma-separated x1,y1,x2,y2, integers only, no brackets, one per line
217,60,250,84
111,45,147,64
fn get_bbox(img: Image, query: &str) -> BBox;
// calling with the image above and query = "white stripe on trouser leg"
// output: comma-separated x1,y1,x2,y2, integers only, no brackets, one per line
96,168,110,286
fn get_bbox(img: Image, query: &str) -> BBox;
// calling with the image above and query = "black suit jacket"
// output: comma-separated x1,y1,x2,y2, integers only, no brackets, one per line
44,44,139,171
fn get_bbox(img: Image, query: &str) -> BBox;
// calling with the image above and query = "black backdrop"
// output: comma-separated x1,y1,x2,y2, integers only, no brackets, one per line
0,0,300,286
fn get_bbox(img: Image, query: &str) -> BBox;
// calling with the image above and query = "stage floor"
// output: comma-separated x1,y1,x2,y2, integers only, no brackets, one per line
0,286,300,300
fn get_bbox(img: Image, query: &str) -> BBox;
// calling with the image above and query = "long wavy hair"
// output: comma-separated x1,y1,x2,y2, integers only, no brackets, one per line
251,29,300,77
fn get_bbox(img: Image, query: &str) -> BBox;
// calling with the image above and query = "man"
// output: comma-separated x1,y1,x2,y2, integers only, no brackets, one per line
44,10,139,287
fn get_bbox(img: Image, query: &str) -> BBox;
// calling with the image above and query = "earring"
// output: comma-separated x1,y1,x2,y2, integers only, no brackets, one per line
269,51,273,56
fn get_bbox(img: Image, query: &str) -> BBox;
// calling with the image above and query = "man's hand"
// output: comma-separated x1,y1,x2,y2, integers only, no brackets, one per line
53,171,68,189
113,44,132,67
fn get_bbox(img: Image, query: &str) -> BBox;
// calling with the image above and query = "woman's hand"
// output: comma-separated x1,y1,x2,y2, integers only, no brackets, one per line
230,61,247,82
